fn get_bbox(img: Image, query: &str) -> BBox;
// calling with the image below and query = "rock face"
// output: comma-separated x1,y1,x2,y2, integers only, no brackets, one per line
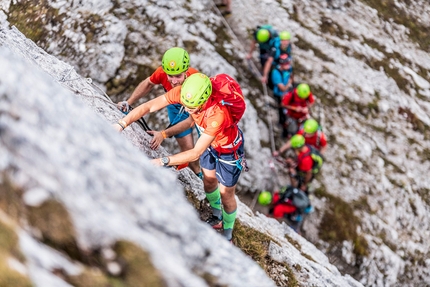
2,0,430,286
0,25,362,287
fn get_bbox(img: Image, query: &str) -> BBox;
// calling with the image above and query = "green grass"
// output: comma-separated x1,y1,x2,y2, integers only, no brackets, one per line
113,241,165,287
27,199,82,262
315,186,369,257
7,1,62,47
233,221,298,286
0,217,31,287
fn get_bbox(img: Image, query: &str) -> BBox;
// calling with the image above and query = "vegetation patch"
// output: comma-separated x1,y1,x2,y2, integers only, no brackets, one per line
285,234,302,251
232,221,273,268
27,199,82,262
319,16,358,41
365,57,411,94
315,186,369,258
351,196,372,213
416,188,430,206
301,252,316,263
66,268,114,287
0,219,31,287
6,0,67,52
106,63,154,97
233,221,299,286
0,176,26,222
398,107,428,134
113,240,165,287
198,272,228,287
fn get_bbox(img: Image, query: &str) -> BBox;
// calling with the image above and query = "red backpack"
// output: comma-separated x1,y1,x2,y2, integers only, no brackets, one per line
209,74,246,125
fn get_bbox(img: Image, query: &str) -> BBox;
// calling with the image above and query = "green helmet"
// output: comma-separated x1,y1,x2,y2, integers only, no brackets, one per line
297,83,311,99
290,134,305,149
180,73,212,108
279,31,291,40
161,47,190,75
303,119,319,134
258,191,272,206
256,29,270,43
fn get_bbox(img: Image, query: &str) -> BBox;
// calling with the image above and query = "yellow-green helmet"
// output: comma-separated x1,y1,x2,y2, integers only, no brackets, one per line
279,31,291,40
161,47,190,75
258,191,272,206
180,73,212,108
297,83,311,99
290,134,305,149
256,29,270,43
303,119,319,133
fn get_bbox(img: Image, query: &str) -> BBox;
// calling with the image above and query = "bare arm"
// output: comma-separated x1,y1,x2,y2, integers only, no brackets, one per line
278,140,292,154
319,145,327,155
148,117,195,149
247,40,257,59
115,94,170,131
154,133,215,166
127,77,155,106
277,76,293,92
262,57,274,82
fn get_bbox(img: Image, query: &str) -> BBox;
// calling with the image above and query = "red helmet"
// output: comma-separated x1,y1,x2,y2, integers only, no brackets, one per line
278,54,291,65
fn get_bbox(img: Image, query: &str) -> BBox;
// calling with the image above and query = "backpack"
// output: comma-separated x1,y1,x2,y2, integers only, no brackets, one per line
282,86,311,107
209,74,246,125
297,124,324,149
301,144,324,174
279,185,310,211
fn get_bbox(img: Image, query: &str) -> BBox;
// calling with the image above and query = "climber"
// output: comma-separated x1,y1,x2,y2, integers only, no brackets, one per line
270,54,293,135
261,30,293,85
114,73,247,242
280,83,315,138
273,118,327,156
116,47,202,178
258,187,311,233
246,24,280,70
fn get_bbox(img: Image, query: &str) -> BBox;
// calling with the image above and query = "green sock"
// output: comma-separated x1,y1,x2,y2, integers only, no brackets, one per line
205,187,221,219
223,209,237,241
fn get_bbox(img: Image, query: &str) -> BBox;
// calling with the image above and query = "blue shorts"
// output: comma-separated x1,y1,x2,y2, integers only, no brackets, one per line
167,104,192,138
200,140,245,187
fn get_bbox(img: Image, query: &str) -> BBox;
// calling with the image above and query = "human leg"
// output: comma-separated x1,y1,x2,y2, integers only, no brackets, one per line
219,184,237,240
224,0,232,14
213,143,244,240
200,151,223,227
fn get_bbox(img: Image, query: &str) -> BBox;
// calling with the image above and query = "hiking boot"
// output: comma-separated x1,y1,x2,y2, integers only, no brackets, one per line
216,3,227,8
221,10,232,17
289,214,302,222
304,205,314,214
206,215,223,229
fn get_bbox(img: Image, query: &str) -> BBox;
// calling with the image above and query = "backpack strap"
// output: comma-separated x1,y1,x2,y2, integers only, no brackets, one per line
316,130,321,148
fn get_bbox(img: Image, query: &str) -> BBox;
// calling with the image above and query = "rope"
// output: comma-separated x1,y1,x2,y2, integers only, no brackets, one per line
56,67,153,133
263,83,276,153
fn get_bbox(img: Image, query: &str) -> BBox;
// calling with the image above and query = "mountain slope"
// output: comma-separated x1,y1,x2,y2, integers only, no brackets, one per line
2,0,430,286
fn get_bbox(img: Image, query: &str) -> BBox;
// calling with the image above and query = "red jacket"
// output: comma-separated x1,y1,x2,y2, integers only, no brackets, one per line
281,88,315,120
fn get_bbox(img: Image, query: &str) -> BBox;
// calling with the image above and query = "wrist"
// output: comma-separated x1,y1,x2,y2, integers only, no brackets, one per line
117,119,127,130
160,156,170,166
161,130,167,139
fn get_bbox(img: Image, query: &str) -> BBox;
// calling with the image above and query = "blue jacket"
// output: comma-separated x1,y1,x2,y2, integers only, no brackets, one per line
270,44,292,64
253,25,280,54
271,67,292,97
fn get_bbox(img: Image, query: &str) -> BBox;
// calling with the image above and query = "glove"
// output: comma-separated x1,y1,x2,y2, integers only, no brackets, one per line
117,101,130,113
